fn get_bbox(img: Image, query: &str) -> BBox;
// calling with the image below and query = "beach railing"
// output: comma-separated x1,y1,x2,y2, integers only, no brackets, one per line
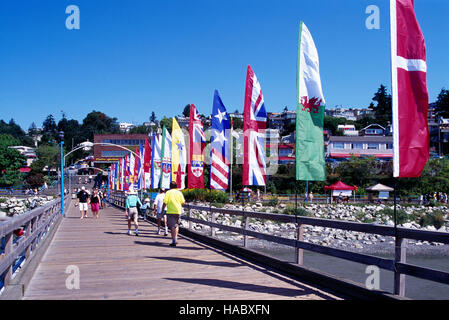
0,198,64,294
108,190,449,298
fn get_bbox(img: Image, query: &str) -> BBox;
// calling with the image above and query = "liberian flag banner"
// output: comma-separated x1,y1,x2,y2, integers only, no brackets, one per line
243,65,267,186
150,133,162,189
160,126,172,189
172,118,187,189
210,90,230,191
296,21,326,181
391,0,429,178
188,104,206,189
144,138,151,189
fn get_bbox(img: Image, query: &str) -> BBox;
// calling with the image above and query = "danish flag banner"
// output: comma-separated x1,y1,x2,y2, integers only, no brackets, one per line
296,21,326,181
210,90,230,191
243,65,267,186
188,104,206,189
390,0,429,177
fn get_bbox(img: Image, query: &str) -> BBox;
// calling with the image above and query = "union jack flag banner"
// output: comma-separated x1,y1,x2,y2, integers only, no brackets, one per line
188,104,206,189
243,65,267,186
210,90,230,190
390,0,429,177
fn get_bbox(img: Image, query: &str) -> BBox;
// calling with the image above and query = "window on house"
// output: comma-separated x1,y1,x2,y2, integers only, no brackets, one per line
333,142,345,149
367,143,379,150
352,143,363,149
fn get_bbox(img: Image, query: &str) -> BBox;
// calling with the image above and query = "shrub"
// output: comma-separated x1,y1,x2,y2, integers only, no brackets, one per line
419,211,446,230
182,189,229,204
377,208,409,225
283,205,310,216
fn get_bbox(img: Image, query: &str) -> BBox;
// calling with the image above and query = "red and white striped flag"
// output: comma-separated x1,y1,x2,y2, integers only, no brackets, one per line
390,0,429,177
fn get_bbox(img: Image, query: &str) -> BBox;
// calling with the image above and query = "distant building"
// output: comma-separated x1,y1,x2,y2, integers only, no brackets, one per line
278,143,295,165
176,116,190,128
359,124,386,136
337,124,359,136
119,122,135,133
327,136,393,159
9,146,37,167
325,107,374,120
93,134,148,166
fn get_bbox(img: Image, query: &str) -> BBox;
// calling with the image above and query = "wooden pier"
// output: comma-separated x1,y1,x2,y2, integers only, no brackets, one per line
21,202,341,300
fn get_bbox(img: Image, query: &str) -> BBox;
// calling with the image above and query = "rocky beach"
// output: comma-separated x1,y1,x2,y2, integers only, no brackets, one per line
0,196,56,221
183,202,449,256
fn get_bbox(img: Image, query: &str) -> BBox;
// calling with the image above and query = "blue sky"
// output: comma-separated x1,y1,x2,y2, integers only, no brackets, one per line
0,0,448,130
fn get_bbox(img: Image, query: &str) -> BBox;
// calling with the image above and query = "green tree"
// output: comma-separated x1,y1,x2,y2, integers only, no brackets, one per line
0,134,27,186
150,111,157,123
324,116,347,135
435,88,449,118
371,84,392,127
159,117,173,132
335,156,380,189
80,111,120,141
182,105,191,117
31,144,60,173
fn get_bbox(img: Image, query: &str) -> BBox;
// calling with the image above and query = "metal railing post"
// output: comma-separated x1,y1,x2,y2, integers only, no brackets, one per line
243,210,248,248
211,206,216,237
295,224,304,265
394,237,407,297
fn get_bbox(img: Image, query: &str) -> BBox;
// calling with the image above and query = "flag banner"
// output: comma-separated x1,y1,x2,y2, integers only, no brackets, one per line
172,118,187,189
296,21,326,181
144,137,151,189
243,65,267,186
124,154,130,192
160,126,172,189
391,0,429,177
136,145,143,190
129,152,136,187
188,104,206,189
210,90,230,190
120,157,125,191
151,133,162,189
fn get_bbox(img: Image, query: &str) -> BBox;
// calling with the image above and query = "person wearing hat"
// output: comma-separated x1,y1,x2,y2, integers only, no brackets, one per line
125,187,142,236
153,188,168,236
139,197,152,219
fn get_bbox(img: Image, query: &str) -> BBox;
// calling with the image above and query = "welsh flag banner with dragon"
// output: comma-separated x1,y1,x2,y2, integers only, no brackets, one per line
295,21,326,181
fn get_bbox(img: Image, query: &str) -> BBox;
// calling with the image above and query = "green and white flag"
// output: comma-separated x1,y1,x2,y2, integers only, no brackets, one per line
296,21,326,181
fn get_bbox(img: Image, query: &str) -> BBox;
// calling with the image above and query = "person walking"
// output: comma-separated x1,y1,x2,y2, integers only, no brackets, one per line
90,189,101,219
309,192,314,203
76,186,90,219
153,189,168,236
161,181,185,247
125,188,142,236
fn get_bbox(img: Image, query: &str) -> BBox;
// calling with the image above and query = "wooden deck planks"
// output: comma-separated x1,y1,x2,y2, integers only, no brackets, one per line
23,202,341,300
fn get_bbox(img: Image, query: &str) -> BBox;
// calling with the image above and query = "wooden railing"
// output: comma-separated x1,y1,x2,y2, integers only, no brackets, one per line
109,191,449,298
0,198,65,291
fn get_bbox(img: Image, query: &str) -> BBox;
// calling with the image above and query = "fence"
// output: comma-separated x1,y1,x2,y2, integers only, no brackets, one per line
109,190,449,298
0,197,65,294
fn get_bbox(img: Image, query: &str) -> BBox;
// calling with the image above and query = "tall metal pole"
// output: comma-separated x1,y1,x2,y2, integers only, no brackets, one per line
60,131,65,216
